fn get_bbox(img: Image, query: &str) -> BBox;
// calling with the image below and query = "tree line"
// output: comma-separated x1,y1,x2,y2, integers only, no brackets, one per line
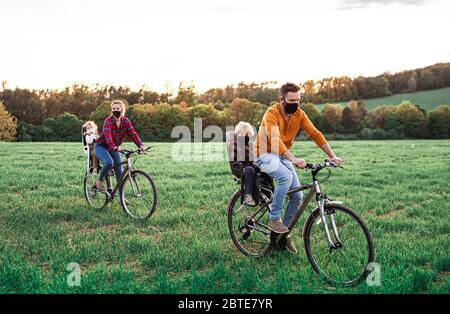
0,62,449,142
200,62,450,104
1,97,449,142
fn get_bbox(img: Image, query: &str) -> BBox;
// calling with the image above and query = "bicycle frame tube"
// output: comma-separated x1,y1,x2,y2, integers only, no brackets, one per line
281,173,339,249
287,188,315,232
105,159,131,199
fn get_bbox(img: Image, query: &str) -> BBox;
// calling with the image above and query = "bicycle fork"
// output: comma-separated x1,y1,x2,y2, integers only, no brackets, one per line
314,180,343,251
129,175,143,197
126,159,145,197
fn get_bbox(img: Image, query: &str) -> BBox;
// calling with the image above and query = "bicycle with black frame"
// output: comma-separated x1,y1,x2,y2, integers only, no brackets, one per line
227,159,375,287
83,147,157,220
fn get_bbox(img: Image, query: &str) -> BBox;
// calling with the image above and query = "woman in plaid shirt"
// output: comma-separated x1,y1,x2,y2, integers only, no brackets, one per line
94,100,145,191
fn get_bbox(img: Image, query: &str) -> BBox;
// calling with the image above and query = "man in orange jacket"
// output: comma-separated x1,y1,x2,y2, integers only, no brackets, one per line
255,82,343,254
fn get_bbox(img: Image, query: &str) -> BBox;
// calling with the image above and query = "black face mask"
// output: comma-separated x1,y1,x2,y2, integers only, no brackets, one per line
112,111,122,118
283,99,299,114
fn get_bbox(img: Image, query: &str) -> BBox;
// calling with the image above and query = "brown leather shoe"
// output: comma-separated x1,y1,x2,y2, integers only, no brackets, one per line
95,180,105,192
268,218,289,234
285,234,298,254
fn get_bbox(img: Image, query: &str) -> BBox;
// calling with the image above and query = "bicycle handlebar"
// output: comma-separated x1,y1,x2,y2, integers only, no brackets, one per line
304,159,342,171
121,146,151,157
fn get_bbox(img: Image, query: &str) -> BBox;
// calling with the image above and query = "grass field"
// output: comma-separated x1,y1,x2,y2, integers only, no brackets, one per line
0,140,449,294
317,87,450,112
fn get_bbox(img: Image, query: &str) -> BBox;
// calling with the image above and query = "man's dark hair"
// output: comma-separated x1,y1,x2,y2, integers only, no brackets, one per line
279,82,300,99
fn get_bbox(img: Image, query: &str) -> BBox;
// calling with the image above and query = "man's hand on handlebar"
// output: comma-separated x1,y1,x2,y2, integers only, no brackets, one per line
292,158,306,169
282,150,306,168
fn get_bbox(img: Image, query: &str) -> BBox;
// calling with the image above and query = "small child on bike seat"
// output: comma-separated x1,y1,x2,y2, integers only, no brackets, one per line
82,121,99,173
234,121,256,206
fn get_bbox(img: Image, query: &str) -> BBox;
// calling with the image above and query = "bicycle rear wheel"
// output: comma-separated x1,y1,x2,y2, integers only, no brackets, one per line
303,204,374,287
83,170,108,210
120,170,157,220
227,190,272,257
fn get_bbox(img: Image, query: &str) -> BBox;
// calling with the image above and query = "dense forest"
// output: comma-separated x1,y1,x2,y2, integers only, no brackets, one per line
0,62,449,142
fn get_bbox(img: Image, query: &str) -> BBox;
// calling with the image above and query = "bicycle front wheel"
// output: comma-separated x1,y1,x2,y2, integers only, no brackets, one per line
120,170,157,220
227,190,272,257
303,204,374,287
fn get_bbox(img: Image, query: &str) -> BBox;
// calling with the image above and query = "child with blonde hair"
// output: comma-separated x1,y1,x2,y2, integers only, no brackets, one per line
234,121,256,206
82,121,99,173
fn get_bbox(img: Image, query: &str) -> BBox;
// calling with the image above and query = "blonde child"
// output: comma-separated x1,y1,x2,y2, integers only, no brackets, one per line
82,121,99,173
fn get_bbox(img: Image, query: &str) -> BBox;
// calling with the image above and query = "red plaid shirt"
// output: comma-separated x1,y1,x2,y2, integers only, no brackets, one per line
97,116,143,152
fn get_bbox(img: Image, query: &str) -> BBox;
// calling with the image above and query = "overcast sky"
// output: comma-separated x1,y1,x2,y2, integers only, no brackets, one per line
1,0,449,93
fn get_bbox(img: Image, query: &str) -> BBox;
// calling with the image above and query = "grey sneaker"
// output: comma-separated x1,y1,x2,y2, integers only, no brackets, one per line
268,218,289,234
285,234,298,254
244,194,256,206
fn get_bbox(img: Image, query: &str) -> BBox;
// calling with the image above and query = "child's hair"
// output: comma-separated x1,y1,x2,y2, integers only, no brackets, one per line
82,121,98,135
234,121,255,137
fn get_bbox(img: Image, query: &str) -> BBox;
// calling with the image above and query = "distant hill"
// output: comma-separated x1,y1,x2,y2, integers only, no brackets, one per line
316,87,450,112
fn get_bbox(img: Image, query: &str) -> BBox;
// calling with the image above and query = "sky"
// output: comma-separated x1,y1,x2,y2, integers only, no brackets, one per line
1,0,449,93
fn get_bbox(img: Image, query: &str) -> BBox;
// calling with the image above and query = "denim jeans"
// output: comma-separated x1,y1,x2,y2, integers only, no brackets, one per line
94,144,123,182
255,153,303,226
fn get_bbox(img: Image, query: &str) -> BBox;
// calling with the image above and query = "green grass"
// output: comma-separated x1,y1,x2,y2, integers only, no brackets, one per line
0,140,449,293
317,87,450,112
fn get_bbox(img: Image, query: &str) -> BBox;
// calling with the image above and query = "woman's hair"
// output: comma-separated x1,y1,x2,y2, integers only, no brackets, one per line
235,121,255,137
82,121,98,135
110,99,126,117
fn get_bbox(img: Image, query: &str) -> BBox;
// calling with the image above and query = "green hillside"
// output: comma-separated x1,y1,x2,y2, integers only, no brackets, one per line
317,87,450,112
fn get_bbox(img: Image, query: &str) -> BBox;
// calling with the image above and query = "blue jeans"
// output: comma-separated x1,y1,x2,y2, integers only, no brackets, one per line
94,144,123,182
255,153,303,226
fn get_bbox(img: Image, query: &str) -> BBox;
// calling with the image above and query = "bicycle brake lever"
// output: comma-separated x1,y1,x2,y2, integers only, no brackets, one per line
139,147,151,154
